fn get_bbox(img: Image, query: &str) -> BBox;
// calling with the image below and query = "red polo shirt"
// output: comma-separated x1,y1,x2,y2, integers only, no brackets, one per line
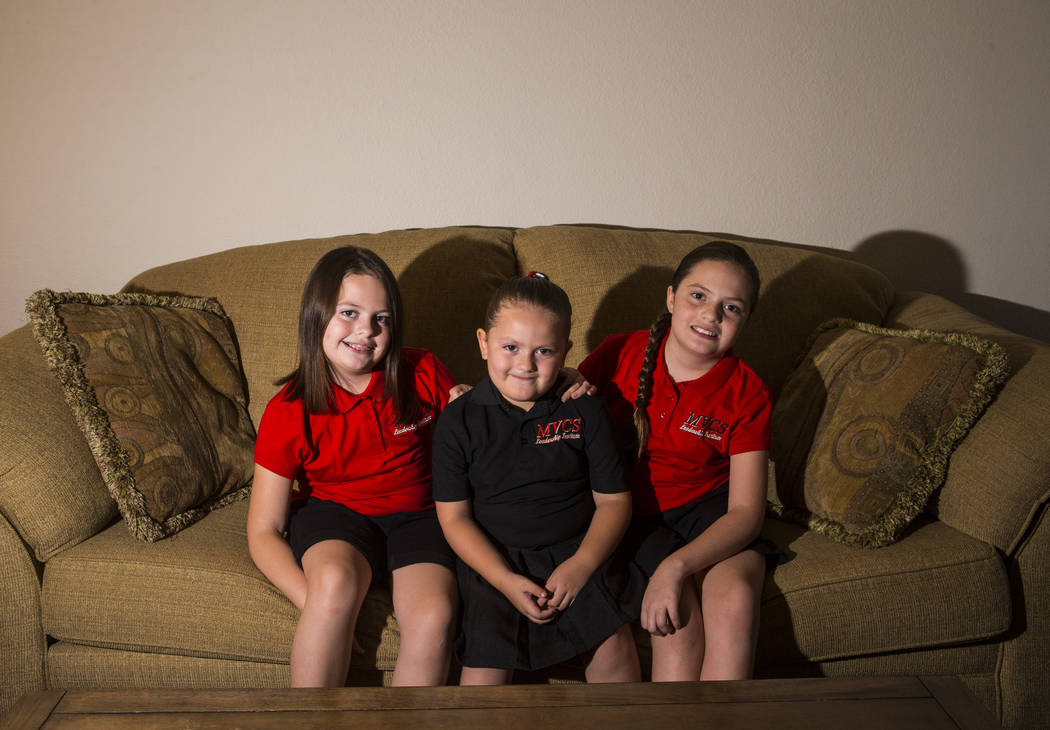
579,331,770,515
254,348,456,516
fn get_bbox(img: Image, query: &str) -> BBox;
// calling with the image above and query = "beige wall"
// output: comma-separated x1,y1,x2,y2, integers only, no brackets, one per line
2,0,1048,341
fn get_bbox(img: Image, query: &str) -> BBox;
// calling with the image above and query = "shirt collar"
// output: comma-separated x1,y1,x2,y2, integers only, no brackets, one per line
471,375,561,417
330,369,385,412
655,334,738,395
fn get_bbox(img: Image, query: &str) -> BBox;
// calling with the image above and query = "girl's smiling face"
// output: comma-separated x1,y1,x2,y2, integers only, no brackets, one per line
322,273,392,392
477,304,570,411
665,259,753,375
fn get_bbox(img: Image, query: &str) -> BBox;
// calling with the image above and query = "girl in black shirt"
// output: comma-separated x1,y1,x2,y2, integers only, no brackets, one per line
433,273,644,684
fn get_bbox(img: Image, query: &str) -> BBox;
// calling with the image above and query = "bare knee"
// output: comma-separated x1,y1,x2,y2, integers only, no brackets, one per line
398,592,456,644
304,559,369,617
585,624,640,683
702,554,763,635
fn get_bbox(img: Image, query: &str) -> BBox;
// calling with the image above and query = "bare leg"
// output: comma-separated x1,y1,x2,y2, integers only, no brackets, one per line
649,574,704,682
583,623,641,683
460,667,513,685
291,540,372,687
697,550,765,680
390,562,458,686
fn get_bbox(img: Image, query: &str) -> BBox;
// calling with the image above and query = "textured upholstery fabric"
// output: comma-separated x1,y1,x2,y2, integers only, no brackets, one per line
0,517,46,712
26,291,256,541
759,517,1010,661
769,319,1008,547
123,227,517,426
0,326,117,561
41,500,400,670
886,292,1050,555
512,226,895,396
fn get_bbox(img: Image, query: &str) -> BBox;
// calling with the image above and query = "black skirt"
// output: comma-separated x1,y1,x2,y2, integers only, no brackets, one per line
456,534,646,671
625,483,787,578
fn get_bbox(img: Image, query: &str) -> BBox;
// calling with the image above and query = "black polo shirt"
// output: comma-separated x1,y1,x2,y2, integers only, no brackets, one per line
432,376,627,549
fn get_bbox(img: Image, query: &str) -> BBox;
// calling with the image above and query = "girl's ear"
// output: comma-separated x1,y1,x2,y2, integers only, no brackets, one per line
666,285,675,313
476,328,489,360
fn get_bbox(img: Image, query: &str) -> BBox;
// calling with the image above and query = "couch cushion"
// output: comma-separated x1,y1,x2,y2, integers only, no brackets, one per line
512,225,895,396
769,319,1008,547
25,291,257,542
758,516,1010,663
41,500,399,671
123,227,517,425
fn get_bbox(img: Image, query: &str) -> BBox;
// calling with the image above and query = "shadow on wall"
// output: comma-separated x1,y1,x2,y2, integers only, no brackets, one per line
850,231,1050,344
398,237,514,386
586,265,672,354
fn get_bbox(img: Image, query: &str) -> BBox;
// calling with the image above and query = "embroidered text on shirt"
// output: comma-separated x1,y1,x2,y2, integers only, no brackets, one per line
393,412,434,436
679,412,727,441
535,417,582,444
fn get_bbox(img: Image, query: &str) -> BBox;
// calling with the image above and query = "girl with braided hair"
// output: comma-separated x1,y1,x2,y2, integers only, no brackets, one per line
578,241,779,681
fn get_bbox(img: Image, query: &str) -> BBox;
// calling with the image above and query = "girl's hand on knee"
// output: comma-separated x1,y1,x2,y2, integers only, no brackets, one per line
641,568,684,636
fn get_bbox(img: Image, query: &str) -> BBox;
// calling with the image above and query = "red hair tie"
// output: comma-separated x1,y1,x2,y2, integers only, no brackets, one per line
526,271,548,280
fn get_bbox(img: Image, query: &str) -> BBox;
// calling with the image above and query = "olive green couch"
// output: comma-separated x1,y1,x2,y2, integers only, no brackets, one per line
1,226,1047,728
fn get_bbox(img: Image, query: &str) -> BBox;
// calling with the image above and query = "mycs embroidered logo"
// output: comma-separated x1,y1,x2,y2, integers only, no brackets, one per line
393,412,434,436
535,418,582,444
679,412,727,441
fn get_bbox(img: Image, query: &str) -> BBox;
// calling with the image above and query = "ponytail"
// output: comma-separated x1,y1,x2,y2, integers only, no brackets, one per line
632,312,671,460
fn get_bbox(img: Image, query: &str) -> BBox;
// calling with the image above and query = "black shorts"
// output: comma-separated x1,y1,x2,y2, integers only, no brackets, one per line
287,498,456,584
625,483,784,577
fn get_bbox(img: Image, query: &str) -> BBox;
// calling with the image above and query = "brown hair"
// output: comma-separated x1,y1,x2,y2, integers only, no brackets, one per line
632,241,760,458
278,246,420,424
483,272,572,340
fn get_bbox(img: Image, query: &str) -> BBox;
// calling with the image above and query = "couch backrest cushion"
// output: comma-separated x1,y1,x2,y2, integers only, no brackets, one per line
124,227,517,425
513,226,896,396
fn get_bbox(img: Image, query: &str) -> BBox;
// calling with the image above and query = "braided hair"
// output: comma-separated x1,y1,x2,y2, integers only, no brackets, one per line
632,241,760,459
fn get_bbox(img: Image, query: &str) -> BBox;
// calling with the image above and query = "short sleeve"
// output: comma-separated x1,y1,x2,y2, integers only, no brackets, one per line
728,385,772,456
578,332,629,384
413,349,458,414
431,399,473,502
582,397,628,494
253,391,306,481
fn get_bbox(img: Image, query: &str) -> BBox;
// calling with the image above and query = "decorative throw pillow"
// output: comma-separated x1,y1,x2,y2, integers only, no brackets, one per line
768,318,1008,548
26,290,257,542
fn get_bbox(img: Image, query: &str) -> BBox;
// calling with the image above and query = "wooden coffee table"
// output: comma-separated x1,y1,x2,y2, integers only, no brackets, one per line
3,676,999,729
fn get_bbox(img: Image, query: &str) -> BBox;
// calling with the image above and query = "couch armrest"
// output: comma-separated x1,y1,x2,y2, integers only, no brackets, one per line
0,326,117,563
0,515,46,713
887,291,1050,729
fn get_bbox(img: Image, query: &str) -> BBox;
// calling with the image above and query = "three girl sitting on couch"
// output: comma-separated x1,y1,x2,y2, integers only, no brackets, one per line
247,241,776,687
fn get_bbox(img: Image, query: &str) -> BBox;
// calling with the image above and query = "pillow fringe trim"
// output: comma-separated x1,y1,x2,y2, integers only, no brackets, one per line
25,289,249,542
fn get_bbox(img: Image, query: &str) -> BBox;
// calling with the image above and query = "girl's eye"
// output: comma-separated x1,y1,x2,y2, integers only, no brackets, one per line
724,303,743,315
536,348,554,357
341,309,357,319
690,292,704,301
376,315,391,327
502,344,518,353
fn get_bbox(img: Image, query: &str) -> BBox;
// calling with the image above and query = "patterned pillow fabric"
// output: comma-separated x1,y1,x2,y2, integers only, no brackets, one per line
26,290,256,542
769,318,1008,548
